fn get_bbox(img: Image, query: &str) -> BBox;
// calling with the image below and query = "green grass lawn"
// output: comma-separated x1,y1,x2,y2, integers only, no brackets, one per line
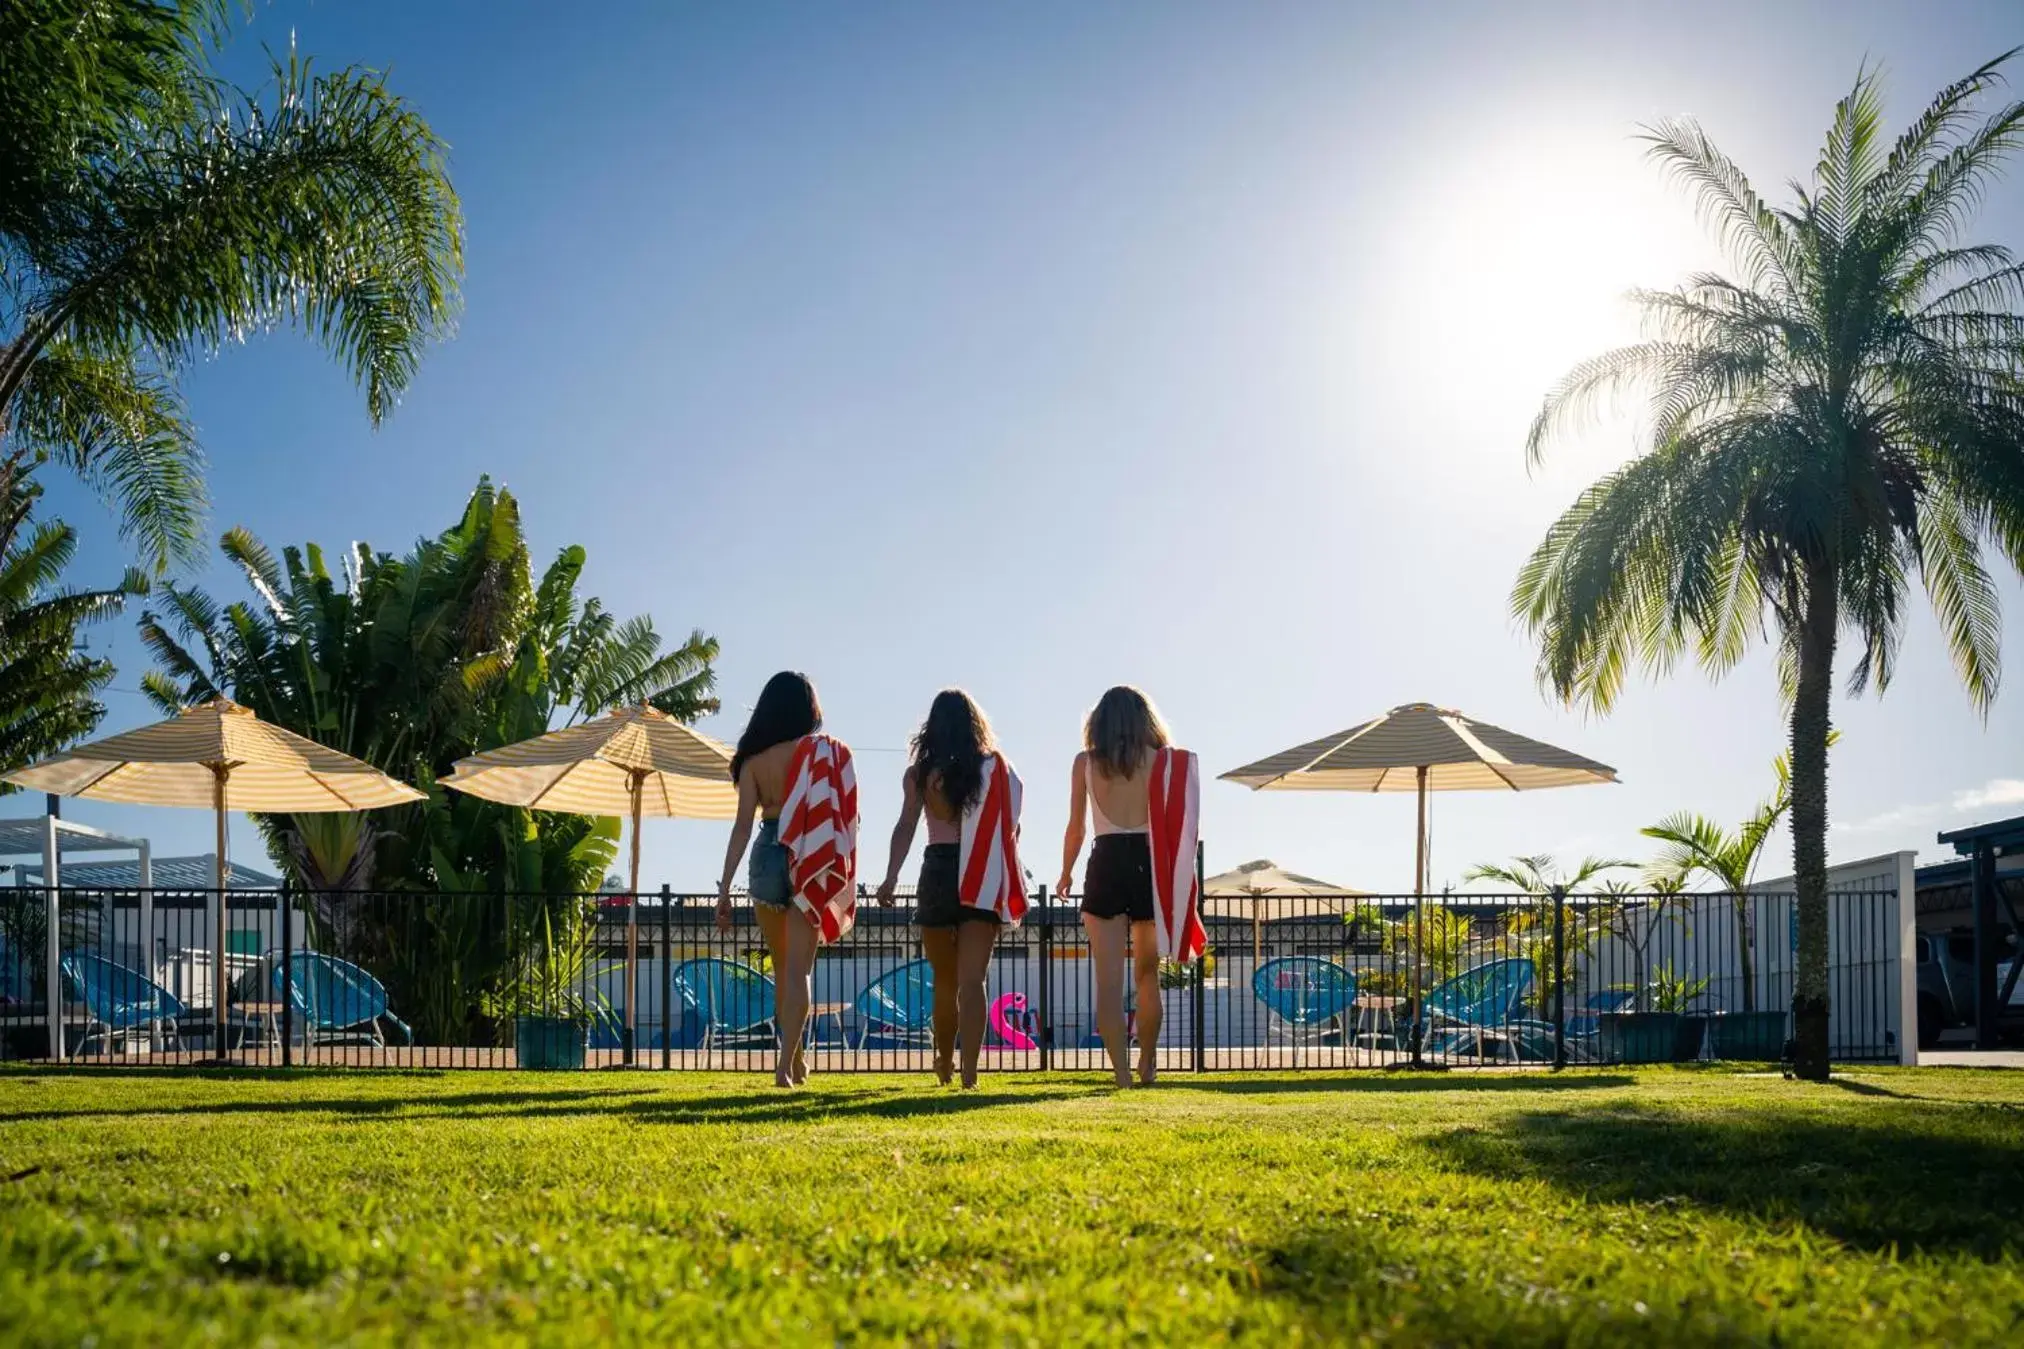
3,1067,2022,1346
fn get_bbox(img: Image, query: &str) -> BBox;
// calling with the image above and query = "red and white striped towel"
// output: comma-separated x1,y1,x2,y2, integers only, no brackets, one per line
958,754,1027,925
1148,747,1205,962
780,734,859,942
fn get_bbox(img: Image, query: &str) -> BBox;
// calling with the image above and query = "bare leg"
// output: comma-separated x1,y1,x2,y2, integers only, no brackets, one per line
754,904,792,1087
1132,921,1162,1085
955,920,999,1089
772,910,818,1087
921,926,958,1085
1084,914,1132,1087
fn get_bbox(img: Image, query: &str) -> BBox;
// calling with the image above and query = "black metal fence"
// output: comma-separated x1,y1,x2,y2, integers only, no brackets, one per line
0,884,1904,1069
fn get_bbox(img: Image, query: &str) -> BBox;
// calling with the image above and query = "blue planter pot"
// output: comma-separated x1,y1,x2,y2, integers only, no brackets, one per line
1676,1012,1712,1061
514,1014,587,1071
1597,1011,1682,1064
1709,1010,1787,1061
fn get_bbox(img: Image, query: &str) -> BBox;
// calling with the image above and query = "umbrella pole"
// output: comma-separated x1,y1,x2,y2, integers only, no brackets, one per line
1411,765,1428,1069
212,765,228,1060
626,771,643,1066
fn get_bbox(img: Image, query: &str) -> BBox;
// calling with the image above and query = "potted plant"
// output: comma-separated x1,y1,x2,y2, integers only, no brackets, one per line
481,900,608,1071
1596,961,1706,1065
1650,964,1713,1060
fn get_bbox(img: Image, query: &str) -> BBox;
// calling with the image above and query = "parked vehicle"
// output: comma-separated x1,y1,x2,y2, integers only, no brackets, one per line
1915,928,2024,1048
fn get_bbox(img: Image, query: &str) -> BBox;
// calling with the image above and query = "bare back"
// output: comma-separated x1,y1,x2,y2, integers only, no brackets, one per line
742,740,799,818
1084,751,1153,832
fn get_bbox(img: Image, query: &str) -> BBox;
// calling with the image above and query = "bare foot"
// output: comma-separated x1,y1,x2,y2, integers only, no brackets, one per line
773,1066,794,1089
1113,1064,1133,1089
933,1053,954,1086
790,1051,809,1086
960,1068,980,1090
1137,1058,1158,1087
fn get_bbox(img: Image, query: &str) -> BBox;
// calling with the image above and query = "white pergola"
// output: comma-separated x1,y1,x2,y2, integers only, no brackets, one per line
0,813,151,1063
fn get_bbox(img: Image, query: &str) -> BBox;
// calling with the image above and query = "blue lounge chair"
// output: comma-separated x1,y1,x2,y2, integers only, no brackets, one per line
1502,988,1637,1063
1252,956,1356,1063
672,958,777,1052
265,952,413,1047
1420,957,1534,1062
853,959,934,1048
59,952,184,1055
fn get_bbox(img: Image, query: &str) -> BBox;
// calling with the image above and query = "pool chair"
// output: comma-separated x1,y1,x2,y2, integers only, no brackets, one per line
852,959,935,1049
672,958,777,1052
59,952,185,1055
1420,957,1535,1063
265,952,413,1048
1498,988,1636,1065
1251,956,1356,1066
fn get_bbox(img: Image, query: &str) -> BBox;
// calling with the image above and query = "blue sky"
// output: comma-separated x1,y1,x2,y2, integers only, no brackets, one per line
24,0,2024,892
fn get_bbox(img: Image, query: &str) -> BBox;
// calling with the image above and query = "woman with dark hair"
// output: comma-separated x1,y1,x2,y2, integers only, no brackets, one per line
1058,685,1173,1087
874,689,1021,1089
717,670,825,1087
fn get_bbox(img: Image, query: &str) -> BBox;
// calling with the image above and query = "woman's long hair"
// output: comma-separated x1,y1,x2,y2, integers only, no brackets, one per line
909,689,997,816
1084,685,1170,779
730,671,822,782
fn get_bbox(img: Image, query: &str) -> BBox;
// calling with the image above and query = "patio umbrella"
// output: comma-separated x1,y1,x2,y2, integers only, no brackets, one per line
1202,859,1366,964
438,704,736,1060
1220,703,1616,1055
0,697,426,1052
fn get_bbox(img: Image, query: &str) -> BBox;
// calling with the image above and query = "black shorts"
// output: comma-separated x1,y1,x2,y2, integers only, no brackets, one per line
1081,833,1154,922
916,844,1001,929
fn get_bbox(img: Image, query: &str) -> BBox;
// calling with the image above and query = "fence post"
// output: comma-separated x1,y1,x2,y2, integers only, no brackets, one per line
1192,841,1206,1074
280,885,293,1068
1551,885,1567,1071
661,884,673,1071
1407,888,1425,1069
43,811,62,1064
1037,885,1052,1073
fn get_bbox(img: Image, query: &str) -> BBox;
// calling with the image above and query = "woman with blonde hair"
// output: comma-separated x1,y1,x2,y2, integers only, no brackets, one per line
1058,685,1194,1087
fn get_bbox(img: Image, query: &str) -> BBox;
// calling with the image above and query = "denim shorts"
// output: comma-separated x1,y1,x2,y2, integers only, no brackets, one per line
749,818,791,907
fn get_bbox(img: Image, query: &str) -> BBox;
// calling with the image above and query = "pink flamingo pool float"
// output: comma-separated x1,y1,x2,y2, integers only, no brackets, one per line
987,993,1037,1050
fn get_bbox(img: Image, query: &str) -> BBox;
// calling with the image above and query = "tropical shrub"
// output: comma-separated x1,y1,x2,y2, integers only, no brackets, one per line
140,478,719,1039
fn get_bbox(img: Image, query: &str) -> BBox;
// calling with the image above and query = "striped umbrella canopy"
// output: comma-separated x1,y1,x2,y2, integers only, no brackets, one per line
1,696,426,1051
1203,858,1368,964
1220,702,1618,895
439,704,736,1056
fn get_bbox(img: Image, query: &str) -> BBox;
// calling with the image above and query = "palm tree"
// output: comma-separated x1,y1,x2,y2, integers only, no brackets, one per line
1639,743,1831,1011
138,479,720,1042
1513,54,2024,1081
1462,853,1632,896
140,477,721,894
0,476,144,781
1464,854,1633,1016
1,0,462,569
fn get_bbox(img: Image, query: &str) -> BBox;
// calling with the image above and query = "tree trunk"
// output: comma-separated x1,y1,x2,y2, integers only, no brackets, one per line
1734,898,1755,1012
1787,562,1838,1081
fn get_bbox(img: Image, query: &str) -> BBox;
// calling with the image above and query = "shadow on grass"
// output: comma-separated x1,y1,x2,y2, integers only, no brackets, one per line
0,1081,1110,1127
1178,1072,1637,1096
1417,1100,2024,1258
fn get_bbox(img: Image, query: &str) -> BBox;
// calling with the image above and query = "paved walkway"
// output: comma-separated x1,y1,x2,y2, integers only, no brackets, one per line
1918,1050,2024,1068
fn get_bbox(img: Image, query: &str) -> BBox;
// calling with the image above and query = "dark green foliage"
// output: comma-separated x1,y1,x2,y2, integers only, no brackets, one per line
0,0,462,568
0,477,143,785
